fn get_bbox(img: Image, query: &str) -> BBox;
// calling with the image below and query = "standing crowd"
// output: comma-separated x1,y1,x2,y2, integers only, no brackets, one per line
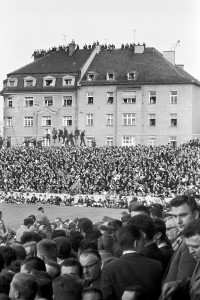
0,194,199,299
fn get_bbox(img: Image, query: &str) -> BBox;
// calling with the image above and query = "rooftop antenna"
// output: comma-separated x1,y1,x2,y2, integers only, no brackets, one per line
133,29,136,44
62,34,68,45
105,39,108,45
170,40,180,51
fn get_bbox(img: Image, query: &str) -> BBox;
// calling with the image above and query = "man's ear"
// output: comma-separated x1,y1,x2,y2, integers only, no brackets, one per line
154,232,162,240
133,240,138,250
15,291,20,299
194,210,199,220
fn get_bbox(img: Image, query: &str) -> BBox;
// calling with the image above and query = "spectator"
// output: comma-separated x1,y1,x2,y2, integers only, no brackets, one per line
37,239,57,264
82,287,103,300
53,274,83,300
165,216,179,250
61,258,83,278
20,257,46,273
16,218,31,242
45,261,60,279
9,273,38,300
31,270,53,300
53,237,72,264
97,234,115,267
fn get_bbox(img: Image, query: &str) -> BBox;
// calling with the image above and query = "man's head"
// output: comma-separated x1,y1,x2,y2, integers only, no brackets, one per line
170,195,199,233
116,225,141,251
165,216,178,244
38,207,44,213
97,234,115,254
153,218,166,244
82,287,103,300
23,218,32,228
20,257,46,273
128,214,155,243
53,274,82,300
79,249,101,283
61,258,83,278
9,273,38,300
31,270,53,300
53,237,72,261
130,205,150,217
78,218,93,236
37,239,57,263
183,219,200,261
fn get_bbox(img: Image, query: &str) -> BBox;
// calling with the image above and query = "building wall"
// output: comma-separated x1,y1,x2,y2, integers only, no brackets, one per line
192,84,200,138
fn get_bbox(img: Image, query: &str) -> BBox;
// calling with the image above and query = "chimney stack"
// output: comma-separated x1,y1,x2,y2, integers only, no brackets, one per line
163,51,175,65
69,40,76,56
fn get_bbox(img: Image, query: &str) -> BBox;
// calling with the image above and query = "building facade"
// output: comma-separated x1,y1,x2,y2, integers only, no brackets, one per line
1,42,200,147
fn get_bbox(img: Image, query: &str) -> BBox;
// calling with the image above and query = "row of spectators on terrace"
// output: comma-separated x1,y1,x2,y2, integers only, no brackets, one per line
32,41,146,59
0,139,200,196
0,194,200,299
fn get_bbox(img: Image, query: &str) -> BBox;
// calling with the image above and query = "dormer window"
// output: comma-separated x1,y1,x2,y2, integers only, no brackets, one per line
127,71,138,81
3,80,7,88
8,78,18,87
87,73,95,81
24,76,36,87
43,76,56,87
62,75,75,86
107,73,115,81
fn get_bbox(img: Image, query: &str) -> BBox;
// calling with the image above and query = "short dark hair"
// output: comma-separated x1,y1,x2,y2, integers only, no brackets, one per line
79,249,101,261
153,218,166,241
51,230,66,240
97,234,115,253
78,239,98,254
107,219,122,229
116,225,141,250
78,218,93,233
0,273,13,294
131,205,150,215
20,231,42,244
53,237,71,260
53,274,82,300
0,246,17,268
61,258,83,278
183,219,200,238
12,273,38,300
170,195,198,213
84,228,102,241
128,214,155,240
31,270,53,300
21,257,46,272
69,231,84,252
11,244,26,261
24,218,32,227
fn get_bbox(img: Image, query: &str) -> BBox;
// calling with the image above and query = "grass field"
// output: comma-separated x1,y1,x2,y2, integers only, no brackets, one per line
0,203,126,230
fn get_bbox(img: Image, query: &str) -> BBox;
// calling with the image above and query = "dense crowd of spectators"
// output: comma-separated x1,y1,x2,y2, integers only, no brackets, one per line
0,139,200,198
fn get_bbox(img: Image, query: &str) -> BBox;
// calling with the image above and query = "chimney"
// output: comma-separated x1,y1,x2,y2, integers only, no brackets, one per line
134,43,145,54
177,64,184,70
69,40,76,56
163,51,175,65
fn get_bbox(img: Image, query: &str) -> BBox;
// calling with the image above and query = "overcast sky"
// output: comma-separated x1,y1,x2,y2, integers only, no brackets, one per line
0,0,199,114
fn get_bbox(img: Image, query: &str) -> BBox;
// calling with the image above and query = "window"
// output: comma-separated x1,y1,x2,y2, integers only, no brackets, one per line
87,73,95,81
87,93,94,104
7,98,13,108
62,76,75,86
6,117,12,127
122,113,136,126
107,73,115,81
25,97,33,107
43,76,56,87
86,137,94,147
24,76,36,87
149,114,156,126
106,137,114,146
107,92,114,104
42,116,51,126
169,136,177,148
122,136,135,146
149,91,156,104
86,114,93,126
170,114,177,127
148,136,156,146
63,96,72,106
44,97,53,106
42,138,50,147
122,92,136,104
63,116,72,126
24,117,33,127
170,91,177,104
8,78,18,87
106,114,114,126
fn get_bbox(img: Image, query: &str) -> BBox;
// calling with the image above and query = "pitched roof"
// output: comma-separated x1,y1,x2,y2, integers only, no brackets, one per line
8,49,93,75
80,47,200,86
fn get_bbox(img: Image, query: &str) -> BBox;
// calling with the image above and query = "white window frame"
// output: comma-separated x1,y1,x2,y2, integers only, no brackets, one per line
169,136,177,148
24,117,33,127
122,92,136,104
149,114,156,126
107,92,114,104
62,75,75,86
63,96,72,107
24,76,36,87
122,136,135,146
7,98,13,108
122,113,136,126
107,73,115,81
106,136,114,146
170,114,177,127
170,91,177,104
87,92,94,104
149,91,156,104
63,116,72,126
42,138,50,147
25,97,33,107
86,137,94,147
127,72,135,80
43,76,56,87
86,114,93,126
6,117,12,127
42,116,51,126
44,96,53,106
7,78,18,87
148,136,156,146
106,114,114,126
87,73,95,81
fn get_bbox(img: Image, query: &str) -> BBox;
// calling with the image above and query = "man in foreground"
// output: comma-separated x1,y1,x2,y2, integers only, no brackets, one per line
161,219,200,300
9,273,38,300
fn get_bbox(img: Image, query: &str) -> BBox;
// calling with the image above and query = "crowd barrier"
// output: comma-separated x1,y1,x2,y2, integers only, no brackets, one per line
0,191,172,206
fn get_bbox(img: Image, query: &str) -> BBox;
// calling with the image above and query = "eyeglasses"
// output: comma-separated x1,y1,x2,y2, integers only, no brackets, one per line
81,260,100,270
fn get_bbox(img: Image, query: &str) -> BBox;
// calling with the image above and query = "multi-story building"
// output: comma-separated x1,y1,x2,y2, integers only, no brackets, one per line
1,42,200,147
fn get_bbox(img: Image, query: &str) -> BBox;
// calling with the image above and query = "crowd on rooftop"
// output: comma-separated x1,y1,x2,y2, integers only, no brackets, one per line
0,139,200,200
